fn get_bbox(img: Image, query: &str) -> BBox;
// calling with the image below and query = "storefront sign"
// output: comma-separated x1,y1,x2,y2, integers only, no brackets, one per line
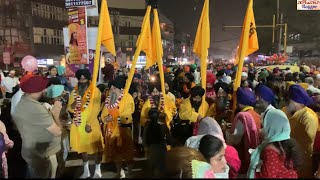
297,0,320,10
37,59,54,66
65,0,94,8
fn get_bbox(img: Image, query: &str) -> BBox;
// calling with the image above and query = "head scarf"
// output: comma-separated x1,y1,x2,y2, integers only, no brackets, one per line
46,85,64,98
255,84,275,104
198,117,226,148
56,66,66,76
191,160,230,178
185,117,226,150
289,84,313,106
75,69,91,80
237,87,256,106
248,109,291,178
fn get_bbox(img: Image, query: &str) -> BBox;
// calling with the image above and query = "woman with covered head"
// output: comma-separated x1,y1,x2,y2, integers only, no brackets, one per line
248,109,302,178
56,66,73,92
185,117,241,178
225,87,261,175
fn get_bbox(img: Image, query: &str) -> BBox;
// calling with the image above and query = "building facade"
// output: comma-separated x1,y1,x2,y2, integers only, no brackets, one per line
88,0,174,60
0,0,67,67
0,0,174,68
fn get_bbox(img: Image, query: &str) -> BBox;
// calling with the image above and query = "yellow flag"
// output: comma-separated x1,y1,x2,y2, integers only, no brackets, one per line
234,0,258,66
232,0,259,111
101,0,116,56
153,9,171,128
137,13,154,69
124,6,152,95
193,0,210,116
92,0,115,90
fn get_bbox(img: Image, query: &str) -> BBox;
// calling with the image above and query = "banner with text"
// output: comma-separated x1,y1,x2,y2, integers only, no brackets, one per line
68,7,88,64
297,0,320,10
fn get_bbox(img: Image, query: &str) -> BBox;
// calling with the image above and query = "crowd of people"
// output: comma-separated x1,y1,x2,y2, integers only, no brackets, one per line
1,56,320,178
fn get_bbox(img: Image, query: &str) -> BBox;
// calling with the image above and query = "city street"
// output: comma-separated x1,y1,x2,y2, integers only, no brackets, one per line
61,151,147,178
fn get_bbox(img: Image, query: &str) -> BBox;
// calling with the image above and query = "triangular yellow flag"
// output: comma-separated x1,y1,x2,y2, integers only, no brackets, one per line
101,0,116,56
124,6,152,95
232,0,259,111
92,0,116,90
137,12,154,70
233,0,259,66
193,0,210,116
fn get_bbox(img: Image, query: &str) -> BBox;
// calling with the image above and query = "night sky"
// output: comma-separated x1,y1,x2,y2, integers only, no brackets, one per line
158,0,248,57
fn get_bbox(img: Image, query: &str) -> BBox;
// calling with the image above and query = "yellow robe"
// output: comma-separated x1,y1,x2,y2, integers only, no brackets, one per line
100,93,135,163
283,107,319,178
179,98,213,123
101,93,135,125
67,86,104,155
140,94,177,128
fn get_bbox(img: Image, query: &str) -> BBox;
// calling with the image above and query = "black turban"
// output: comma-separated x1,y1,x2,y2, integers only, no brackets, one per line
214,82,230,94
190,86,205,97
75,69,91,80
216,69,225,78
148,82,161,93
109,75,126,89
185,73,195,82
133,73,142,79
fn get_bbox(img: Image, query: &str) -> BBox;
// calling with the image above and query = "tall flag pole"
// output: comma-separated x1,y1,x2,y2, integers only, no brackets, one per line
232,0,259,112
193,0,210,116
124,6,152,95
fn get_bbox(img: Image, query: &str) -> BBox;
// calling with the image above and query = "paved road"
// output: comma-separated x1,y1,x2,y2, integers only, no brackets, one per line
60,151,148,178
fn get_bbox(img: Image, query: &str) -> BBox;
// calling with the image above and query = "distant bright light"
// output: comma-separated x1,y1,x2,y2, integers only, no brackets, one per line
183,58,188,62
244,57,249,61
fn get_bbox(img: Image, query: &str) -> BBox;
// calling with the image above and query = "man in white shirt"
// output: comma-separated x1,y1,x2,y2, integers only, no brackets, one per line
1,70,20,98
305,77,320,95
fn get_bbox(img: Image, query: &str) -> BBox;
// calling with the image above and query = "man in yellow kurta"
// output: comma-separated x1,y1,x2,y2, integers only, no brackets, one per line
179,86,212,123
283,84,319,178
67,69,104,178
140,82,176,129
100,75,135,178
177,86,214,145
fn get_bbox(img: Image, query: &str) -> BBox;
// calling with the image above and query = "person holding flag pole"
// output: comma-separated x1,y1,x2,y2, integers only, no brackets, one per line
178,0,212,141
67,0,116,178
224,0,260,176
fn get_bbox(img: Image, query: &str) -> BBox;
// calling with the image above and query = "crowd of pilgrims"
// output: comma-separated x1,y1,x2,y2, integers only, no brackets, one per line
1,59,320,178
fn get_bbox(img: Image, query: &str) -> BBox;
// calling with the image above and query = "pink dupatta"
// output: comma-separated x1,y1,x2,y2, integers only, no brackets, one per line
230,111,260,174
